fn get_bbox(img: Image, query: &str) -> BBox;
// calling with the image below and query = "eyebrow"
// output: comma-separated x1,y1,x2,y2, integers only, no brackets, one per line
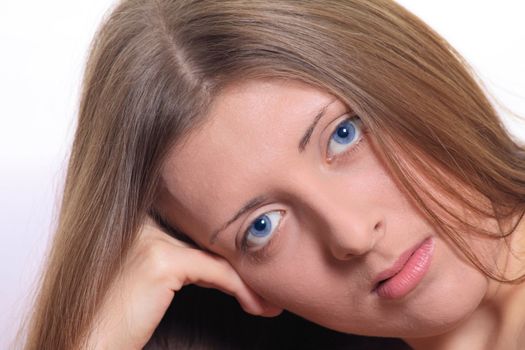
209,99,337,246
209,195,267,245
298,99,337,152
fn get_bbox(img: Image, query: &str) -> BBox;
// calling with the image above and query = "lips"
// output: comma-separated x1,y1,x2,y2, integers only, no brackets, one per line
372,238,430,290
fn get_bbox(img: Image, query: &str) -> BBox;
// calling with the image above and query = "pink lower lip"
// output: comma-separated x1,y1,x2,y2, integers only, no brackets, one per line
375,237,435,299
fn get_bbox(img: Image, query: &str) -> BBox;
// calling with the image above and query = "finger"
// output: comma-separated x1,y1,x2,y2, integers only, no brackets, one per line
141,216,283,316
141,216,196,249
174,248,270,315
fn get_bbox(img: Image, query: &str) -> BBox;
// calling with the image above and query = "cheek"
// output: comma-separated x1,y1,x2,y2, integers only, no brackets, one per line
394,236,490,338
234,244,332,310
234,236,491,338
236,256,320,308
233,240,370,332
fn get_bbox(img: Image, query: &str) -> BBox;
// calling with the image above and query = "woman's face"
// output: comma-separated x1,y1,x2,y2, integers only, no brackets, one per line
158,78,492,338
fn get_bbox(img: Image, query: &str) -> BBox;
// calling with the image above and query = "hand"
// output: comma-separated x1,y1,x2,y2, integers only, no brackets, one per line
86,215,282,349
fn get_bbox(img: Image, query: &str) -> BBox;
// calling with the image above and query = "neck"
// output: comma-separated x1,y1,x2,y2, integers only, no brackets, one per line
404,214,525,350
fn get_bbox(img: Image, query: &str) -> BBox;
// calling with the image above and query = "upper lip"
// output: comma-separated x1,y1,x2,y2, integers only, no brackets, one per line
371,238,428,290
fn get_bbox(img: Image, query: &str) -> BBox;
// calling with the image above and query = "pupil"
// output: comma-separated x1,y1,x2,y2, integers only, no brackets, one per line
254,218,267,231
337,125,349,138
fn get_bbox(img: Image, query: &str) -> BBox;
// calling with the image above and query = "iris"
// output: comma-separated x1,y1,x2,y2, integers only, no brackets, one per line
251,215,271,237
243,211,283,249
333,119,356,144
327,116,362,157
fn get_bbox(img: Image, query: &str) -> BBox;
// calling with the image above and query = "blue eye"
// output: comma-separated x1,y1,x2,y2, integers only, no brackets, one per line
327,116,363,158
243,211,283,249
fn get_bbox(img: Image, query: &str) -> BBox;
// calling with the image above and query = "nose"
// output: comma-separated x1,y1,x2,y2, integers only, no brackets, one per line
308,186,385,261
330,218,385,260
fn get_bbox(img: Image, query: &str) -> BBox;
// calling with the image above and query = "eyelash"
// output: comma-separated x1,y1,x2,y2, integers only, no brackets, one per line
239,114,368,261
240,214,284,263
327,115,368,165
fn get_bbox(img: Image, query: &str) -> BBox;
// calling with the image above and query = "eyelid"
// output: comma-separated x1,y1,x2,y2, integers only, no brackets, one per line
324,114,367,164
242,211,286,264
320,112,357,151
328,131,367,164
237,207,286,255
245,221,284,264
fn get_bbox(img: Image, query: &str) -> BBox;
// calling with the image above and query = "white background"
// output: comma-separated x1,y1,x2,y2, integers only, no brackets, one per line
1,1,524,348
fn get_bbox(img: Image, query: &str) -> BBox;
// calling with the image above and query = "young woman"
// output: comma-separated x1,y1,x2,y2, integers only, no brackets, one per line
20,0,525,349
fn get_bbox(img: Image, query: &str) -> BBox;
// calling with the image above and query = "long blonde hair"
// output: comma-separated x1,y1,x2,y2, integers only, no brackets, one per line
19,0,525,349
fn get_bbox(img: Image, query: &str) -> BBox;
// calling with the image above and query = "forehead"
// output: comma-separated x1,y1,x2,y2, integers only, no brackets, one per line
159,79,343,245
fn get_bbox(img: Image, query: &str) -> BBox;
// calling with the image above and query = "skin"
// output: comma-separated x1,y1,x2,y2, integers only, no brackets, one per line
157,78,525,349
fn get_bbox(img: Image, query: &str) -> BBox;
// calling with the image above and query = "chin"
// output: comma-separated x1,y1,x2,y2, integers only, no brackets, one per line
380,272,489,339
322,272,488,339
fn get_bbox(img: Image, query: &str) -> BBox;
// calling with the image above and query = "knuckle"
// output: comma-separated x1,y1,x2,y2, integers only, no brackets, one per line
215,257,234,275
212,254,234,272
143,244,174,280
194,249,226,268
207,253,238,282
